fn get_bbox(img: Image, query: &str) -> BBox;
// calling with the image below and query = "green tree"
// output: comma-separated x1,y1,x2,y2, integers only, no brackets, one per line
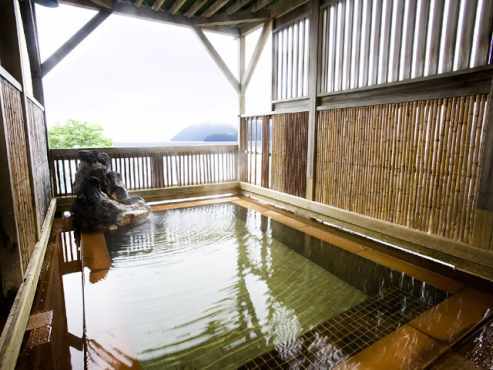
48,120,112,149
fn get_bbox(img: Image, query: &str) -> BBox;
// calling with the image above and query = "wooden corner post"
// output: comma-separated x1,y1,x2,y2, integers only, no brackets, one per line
238,33,246,181
305,0,320,200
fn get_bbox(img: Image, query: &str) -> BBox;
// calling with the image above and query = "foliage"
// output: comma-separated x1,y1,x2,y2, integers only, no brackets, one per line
48,120,112,149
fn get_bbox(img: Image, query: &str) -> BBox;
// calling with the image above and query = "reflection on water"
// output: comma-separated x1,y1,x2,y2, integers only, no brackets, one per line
17,204,493,370
83,204,366,369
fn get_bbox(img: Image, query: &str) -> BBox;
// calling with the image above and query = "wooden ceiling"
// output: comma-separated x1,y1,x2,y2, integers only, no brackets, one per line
58,0,308,35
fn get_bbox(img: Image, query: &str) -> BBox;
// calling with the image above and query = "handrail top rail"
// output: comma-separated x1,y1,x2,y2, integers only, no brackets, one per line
240,109,309,119
49,144,239,158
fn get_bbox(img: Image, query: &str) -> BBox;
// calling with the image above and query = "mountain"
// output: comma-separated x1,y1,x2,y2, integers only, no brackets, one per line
204,133,237,142
172,123,237,142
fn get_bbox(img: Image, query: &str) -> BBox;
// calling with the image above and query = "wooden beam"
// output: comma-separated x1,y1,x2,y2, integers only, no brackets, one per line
242,20,270,89
196,10,269,26
305,0,320,200
41,10,110,77
226,0,253,15
111,1,239,35
250,0,273,12
192,26,240,93
0,199,56,370
170,0,187,14
184,0,209,17
270,0,308,18
317,65,493,110
273,97,310,112
239,20,265,35
202,0,232,17
479,80,493,210
151,0,168,11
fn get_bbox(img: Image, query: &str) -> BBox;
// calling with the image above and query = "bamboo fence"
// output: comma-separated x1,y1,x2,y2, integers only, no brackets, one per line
1,78,38,271
271,112,309,197
315,95,492,248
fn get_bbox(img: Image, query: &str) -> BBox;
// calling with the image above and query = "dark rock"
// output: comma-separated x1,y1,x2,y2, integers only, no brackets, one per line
71,150,150,233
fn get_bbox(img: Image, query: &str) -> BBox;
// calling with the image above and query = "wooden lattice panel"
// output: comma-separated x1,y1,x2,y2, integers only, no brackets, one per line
1,78,37,271
315,95,490,247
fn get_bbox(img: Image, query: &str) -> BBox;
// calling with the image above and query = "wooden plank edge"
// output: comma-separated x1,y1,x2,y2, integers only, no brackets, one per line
317,64,493,100
24,95,44,112
134,181,240,201
239,182,493,279
0,68,22,93
0,198,56,370
240,107,309,118
56,182,241,211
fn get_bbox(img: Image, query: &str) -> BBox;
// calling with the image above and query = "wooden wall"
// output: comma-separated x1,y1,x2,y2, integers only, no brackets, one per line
0,77,37,274
259,0,493,265
314,95,493,250
271,112,309,197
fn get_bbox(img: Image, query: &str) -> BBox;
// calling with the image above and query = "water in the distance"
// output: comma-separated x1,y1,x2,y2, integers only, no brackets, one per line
82,204,367,369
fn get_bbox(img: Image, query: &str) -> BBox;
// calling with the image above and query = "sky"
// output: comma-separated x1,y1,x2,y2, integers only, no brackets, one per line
35,4,271,144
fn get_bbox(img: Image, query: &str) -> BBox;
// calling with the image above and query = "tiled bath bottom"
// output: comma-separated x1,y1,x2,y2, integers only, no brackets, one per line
53,198,492,369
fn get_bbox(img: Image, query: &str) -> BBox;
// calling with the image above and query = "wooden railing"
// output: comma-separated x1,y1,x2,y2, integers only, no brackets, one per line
49,144,238,196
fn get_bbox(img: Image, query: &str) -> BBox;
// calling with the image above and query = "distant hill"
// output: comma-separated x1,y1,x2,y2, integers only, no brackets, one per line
172,123,237,142
204,133,237,142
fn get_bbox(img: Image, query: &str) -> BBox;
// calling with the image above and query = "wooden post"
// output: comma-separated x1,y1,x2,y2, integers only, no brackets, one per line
239,34,245,114
261,115,270,188
19,0,43,104
238,34,246,182
150,155,164,188
305,0,320,200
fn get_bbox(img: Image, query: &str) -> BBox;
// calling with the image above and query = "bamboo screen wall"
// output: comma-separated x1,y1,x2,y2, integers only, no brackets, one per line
319,0,493,94
26,98,51,234
272,17,310,101
271,112,309,197
314,95,491,247
0,78,37,271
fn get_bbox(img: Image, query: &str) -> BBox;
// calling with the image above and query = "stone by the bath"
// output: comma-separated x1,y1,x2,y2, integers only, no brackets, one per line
73,150,111,195
71,150,150,233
